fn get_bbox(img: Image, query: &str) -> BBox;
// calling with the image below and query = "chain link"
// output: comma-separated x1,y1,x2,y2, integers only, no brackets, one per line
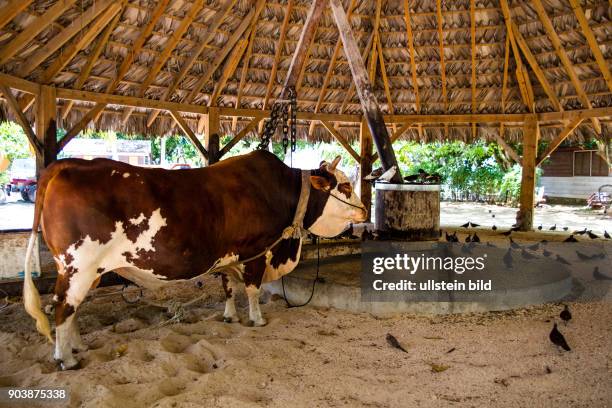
257,87,298,154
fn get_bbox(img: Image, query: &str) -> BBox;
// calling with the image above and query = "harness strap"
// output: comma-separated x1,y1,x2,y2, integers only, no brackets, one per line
282,170,311,240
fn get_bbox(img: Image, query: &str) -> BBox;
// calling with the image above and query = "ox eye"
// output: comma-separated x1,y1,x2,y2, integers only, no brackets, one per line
338,182,352,198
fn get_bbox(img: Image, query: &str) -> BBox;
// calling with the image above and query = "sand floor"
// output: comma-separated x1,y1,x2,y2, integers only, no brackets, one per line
0,275,611,408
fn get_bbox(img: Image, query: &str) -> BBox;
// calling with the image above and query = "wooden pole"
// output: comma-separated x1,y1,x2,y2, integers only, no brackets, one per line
329,0,402,183
359,118,373,221
516,116,539,231
35,86,57,176
207,107,220,165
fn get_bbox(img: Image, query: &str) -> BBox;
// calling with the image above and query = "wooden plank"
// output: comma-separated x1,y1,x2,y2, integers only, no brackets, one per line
403,0,420,113
209,38,248,106
121,0,204,124
147,0,239,126
532,0,600,133
184,7,257,105
0,85,41,154
499,30,510,143
321,120,359,162
536,117,584,166
493,132,521,165
168,109,209,161
435,0,448,111
569,0,612,93
0,0,34,32
359,119,373,221
35,86,57,173
0,72,40,94
516,115,539,231
0,0,55,64
470,0,477,138
371,121,412,162
39,3,122,84
330,0,402,182
219,115,265,158
20,0,115,76
376,34,394,117
206,107,220,165
263,0,294,110
62,9,122,119
58,104,106,151
279,0,327,100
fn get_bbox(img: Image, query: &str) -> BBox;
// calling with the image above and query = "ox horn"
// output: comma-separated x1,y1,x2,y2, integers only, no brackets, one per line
329,156,341,171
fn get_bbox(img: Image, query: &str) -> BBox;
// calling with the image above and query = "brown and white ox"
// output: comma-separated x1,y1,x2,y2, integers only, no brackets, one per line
23,150,366,369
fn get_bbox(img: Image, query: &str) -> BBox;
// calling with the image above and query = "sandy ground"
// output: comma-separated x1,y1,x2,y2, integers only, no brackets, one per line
1,198,610,234
0,276,611,408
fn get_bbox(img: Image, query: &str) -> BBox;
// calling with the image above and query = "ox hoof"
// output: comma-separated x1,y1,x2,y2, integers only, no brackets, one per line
57,358,81,371
223,316,239,324
248,318,267,327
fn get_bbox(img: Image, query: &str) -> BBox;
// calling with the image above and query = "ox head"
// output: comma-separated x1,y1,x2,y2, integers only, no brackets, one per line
307,156,368,237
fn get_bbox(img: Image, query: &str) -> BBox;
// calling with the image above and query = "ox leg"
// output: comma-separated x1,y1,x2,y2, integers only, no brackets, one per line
221,273,239,323
244,258,267,327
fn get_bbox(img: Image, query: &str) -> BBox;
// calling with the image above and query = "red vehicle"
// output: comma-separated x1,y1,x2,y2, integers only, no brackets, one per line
7,158,36,202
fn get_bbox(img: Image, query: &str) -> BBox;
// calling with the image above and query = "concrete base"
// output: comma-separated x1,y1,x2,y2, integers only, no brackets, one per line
265,254,573,315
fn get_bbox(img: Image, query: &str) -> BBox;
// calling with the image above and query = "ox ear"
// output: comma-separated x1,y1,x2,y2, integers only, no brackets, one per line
328,156,341,171
310,175,331,191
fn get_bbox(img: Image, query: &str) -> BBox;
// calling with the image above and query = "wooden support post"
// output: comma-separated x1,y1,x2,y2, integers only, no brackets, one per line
359,119,373,221
329,0,402,183
516,116,539,231
35,86,57,175
207,107,220,165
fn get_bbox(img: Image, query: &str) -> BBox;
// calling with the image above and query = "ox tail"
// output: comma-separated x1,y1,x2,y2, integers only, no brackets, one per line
23,162,69,344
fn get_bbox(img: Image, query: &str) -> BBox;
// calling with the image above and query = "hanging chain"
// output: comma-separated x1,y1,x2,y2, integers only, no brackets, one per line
257,86,298,154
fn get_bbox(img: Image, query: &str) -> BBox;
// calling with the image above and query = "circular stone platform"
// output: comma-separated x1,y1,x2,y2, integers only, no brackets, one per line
264,254,573,315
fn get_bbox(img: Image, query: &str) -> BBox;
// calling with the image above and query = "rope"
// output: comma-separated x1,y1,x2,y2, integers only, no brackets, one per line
281,236,320,308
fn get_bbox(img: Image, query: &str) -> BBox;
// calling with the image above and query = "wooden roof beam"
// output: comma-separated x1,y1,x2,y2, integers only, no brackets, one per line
499,31,510,142
0,0,55,64
0,1,35,32
536,117,584,166
208,39,249,107
0,85,41,154
339,31,374,114
321,120,359,162
219,115,265,158
435,0,448,112
58,104,106,151
169,109,209,161
62,9,123,120
371,121,413,162
402,0,420,114
470,0,477,138
263,0,294,110
568,0,612,93
121,0,204,125
532,0,600,134
147,0,239,127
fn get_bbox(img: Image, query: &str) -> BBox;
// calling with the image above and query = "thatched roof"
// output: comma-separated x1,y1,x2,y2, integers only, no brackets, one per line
0,0,610,143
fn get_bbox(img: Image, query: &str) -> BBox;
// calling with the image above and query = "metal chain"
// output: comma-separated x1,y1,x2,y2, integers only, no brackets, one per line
257,86,298,153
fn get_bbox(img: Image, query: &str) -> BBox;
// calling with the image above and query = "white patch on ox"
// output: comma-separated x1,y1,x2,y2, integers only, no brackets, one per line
212,253,244,281
129,213,146,225
111,170,118,176
123,172,130,178
62,208,167,307
262,237,302,283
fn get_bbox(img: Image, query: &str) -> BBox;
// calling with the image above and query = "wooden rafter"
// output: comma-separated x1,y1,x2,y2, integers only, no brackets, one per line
435,0,448,111
568,0,612,93
376,34,394,117
219,115,265,157
209,39,249,107
402,0,420,114
321,120,359,162
0,0,57,65
371,121,413,162
58,105,106,151
121,0,204,124
499,32,510,141
339,31,374,114
493,132,521,165
20,0,115,77
168,109,209,161
0,1,35,32
536,117,584,166
0,85,41,153
62,9,123,120
532,0,600,134
470,0,477,138
263,0,294,110
184,7,258,105
147,0,239,127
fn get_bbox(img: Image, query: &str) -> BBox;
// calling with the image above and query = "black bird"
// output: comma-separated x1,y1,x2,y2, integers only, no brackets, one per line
574,228,587,235
470,222,481,228
563,227,569,231
593,267,612,281
362,229,375,241
491,214,495,218
564,235,578,243
549,323,571,351
503,248,513,269
445,231,459,243
465,234,472,243
521,249,537,260
604,231,611,239
549,224,557,231
560,305,572,324
492,225,497,231
488,209,492,213
575,250,593,261
587,231,599,239
472,233,481,243
556,255,571,265
501,230,512,236
538,225,543,230
386,333,408,353
527,243,540,251
460,222,470,228
509,238,521,249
